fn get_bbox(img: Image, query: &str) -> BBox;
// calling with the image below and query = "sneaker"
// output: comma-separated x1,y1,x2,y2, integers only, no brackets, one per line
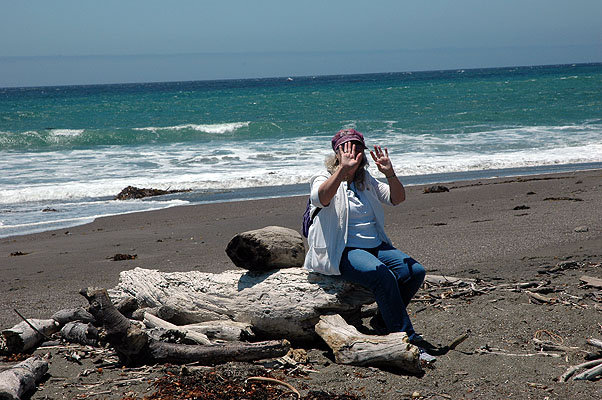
418,347,437,363
408,333,425,344
410,334,438,352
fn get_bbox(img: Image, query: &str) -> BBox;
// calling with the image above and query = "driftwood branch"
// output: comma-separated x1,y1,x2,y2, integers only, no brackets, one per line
559,359,602,382
13,309,52,341
314,314,421,373
573,362,602,381
81,287,289,366
424,275,475,286
476,347,561,358
178,320,255,342
0,356,49,400
143,313,211,345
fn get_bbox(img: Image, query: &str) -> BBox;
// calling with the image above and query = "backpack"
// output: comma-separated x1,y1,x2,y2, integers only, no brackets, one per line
302,198,321,238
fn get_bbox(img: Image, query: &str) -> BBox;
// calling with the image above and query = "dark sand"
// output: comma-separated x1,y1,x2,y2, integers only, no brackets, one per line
2,169,602,399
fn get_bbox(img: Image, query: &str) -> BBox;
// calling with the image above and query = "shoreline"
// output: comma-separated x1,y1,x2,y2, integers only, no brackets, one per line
3,160,602,240
2,168,601,329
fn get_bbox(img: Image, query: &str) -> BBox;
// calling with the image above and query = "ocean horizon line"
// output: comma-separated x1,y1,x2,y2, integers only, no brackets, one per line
2,60,600,90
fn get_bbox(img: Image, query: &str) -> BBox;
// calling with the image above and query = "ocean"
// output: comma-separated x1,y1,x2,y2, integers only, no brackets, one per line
1,63,602,238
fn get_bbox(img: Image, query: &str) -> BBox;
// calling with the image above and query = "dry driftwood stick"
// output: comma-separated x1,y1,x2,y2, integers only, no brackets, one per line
13,309,52,341
532,339,579,352
476,347,561,358
314,314,421,373
81,287,289,366
448,332,470,350
525,291,556,304
573,362,602,381
143,312,211,345
580,275,602,289
424,275,475,286
586,338,602,350
0,355,49,400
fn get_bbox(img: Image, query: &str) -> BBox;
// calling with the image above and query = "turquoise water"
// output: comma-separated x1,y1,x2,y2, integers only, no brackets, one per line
1,63,602,237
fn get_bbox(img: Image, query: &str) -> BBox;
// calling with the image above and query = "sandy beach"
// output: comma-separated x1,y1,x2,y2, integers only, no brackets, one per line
2,169,602,398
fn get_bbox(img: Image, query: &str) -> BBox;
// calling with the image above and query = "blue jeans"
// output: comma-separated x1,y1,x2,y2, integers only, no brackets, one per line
339,242,426,336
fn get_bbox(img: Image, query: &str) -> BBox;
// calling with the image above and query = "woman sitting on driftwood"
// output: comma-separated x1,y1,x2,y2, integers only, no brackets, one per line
304,128,436,362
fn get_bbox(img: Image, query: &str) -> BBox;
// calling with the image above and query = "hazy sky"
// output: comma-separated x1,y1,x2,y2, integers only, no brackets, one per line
1,0,601,87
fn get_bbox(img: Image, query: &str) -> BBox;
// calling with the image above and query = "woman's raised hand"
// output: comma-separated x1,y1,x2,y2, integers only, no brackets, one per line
338,141,363,173
370,145,394,177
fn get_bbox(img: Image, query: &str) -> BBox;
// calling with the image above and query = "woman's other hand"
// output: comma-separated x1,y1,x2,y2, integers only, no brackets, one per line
371,145,405,205
370,146,394,177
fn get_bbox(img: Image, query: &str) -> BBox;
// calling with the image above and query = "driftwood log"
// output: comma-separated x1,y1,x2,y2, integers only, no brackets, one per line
580,275,602,289
51,308,95,325
143,313,211,345
60,322,99,346
1,319,60,354
225,226,305,271
0,356,48,400
315,314,422,374
81,287,289,366
110,267,375,342
170,320,254,342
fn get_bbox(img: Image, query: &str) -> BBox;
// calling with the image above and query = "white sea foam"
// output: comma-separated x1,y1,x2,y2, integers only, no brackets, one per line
134,122,250,134
0,199,189,238
50,129,85,137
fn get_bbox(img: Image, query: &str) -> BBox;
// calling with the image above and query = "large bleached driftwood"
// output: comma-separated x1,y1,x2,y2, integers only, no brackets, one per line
315,314,422,374
81,287,289,366
0,356,48,400
110,267,375,341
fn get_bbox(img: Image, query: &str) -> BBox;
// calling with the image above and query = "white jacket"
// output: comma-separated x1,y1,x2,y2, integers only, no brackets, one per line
303,170,394,275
